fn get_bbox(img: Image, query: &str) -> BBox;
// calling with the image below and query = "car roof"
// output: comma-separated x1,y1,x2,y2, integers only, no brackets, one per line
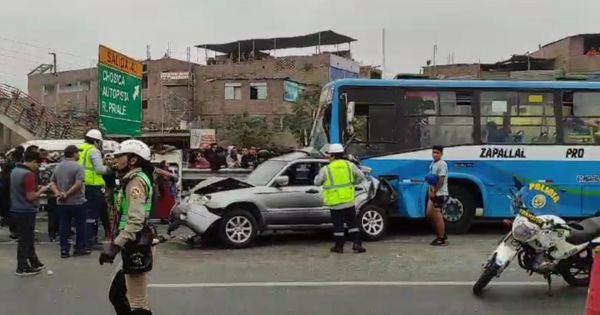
270,151,310,161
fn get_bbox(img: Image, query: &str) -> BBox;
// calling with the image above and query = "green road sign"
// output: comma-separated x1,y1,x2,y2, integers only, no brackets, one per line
98,63,142,136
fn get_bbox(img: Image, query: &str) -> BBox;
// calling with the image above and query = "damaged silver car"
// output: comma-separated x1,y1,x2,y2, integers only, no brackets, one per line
169,151,396,248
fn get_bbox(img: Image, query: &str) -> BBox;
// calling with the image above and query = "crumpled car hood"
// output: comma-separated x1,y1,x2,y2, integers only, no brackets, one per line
188,177,254,195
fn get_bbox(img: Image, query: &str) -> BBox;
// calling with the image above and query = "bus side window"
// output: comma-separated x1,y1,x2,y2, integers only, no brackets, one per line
563,92,600,144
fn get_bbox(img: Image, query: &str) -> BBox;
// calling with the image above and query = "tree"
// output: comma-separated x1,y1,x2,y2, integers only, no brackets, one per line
283,87,321,146
222,112,274,148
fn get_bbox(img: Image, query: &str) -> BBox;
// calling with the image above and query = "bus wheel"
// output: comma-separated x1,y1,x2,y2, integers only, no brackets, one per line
444,185,476,234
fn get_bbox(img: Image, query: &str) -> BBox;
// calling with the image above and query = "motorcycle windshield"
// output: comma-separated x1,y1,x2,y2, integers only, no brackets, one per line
515,183,560,216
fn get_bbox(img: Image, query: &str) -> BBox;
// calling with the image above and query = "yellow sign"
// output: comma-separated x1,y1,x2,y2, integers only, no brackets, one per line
528,183,560,203
99,45,143,78
528,94,544,103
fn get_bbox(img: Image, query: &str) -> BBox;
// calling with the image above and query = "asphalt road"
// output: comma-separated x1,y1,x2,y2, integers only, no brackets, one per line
0,221,588,315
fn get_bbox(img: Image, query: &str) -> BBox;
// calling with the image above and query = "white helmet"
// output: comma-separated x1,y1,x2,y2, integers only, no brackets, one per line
328,143,344,154
85,129,104,141
114,139,151,161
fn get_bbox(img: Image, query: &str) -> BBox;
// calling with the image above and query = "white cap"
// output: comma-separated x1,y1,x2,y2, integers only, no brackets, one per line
328,143,344,154
85,129,103,141
113,139,151,161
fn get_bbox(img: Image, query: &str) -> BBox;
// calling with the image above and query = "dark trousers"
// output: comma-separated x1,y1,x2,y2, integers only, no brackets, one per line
12,212,39,269
1,204,17,236
59,204,86,252
47,198,59,240
84,186,106,247
99,199,111,238
330,206,361,247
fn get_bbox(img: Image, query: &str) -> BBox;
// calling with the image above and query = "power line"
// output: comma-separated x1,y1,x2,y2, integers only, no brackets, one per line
0,70,18,77
0,46,87,68
0,52,41,65
0,35,89,61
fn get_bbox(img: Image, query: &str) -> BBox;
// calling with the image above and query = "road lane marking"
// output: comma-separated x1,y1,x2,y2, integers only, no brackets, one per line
149,281,547,288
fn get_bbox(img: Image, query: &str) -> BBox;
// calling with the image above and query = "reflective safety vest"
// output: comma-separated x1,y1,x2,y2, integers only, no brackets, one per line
115,171,153,231
322,159,355,207
77,143,105,187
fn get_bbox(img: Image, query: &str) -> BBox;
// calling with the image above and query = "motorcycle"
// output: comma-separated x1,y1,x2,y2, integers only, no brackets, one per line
473,177,600,296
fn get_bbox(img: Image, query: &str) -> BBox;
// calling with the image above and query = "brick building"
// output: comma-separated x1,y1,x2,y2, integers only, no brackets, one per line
27,57,198,132
26,31,364,146
530,33,600,73
190,31,360,145
421,33,600,80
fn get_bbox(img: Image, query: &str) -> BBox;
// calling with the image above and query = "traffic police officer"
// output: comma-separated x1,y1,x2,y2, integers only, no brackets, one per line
314,143,366,253
99,139,157,315
78,129,109,249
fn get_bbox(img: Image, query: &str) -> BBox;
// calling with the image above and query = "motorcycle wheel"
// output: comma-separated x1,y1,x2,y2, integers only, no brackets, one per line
473,262,501,296
560,249,592,287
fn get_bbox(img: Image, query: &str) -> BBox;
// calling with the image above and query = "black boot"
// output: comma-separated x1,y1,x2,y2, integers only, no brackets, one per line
352,243,366,253
131,309,152,315
330,236,344,253
351,232,365,253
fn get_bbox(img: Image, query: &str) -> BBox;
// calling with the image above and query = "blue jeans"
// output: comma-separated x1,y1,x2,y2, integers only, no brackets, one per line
84,186,106,248
58,204,86,252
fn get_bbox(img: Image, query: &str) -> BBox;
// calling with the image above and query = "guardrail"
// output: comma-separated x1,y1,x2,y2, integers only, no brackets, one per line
0,83,84,139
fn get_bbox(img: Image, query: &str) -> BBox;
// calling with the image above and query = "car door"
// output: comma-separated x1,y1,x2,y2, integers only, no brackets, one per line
260,161,327,225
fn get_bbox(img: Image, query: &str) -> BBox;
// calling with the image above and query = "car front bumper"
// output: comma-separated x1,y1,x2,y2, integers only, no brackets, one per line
169,203,221,235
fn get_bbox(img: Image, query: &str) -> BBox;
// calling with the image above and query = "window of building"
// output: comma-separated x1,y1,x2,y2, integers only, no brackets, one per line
563,92,600,144
43,84,55,95
142,100,148,109
250,82,267,100
480,91,555,144
142,75,148,89
225,82,242,100
79,81,91,91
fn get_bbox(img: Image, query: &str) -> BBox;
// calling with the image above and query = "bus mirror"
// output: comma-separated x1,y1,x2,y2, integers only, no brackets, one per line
346,101,355,125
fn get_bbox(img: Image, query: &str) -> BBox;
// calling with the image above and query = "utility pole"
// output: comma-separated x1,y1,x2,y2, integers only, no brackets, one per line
49,52,57,75
433,44,438,78
382,28,386,79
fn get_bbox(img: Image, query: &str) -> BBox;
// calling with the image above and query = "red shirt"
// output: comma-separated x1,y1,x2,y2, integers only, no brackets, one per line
22,171,37,194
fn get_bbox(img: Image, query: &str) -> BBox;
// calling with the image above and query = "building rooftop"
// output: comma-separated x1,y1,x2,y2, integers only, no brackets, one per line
541,33,600,48
195,30,356,54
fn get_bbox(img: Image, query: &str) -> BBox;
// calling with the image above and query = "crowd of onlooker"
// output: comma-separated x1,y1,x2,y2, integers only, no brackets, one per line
188,143,284,171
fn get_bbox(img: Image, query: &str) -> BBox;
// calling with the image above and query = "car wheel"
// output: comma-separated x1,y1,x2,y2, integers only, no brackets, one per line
444,185,476,234
358,205,387,241
218,209,258,249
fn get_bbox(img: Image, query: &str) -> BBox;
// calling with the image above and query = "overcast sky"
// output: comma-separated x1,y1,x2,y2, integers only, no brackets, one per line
1,0,599,89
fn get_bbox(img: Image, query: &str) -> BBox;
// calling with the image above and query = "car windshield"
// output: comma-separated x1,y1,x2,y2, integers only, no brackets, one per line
246,160,288,186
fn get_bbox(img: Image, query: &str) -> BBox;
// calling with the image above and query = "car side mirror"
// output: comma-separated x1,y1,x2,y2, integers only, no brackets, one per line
274,175,289,187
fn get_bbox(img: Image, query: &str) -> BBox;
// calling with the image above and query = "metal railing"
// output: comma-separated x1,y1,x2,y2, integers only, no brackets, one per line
0,83,86,139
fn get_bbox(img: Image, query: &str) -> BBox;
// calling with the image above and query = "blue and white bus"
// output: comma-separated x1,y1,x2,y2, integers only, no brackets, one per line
310,79,600,233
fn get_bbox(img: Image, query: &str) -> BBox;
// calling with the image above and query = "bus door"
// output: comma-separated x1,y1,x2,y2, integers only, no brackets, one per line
563,91,600,216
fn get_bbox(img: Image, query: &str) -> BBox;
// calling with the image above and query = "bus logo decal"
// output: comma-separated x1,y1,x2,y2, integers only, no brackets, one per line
480,147,526,159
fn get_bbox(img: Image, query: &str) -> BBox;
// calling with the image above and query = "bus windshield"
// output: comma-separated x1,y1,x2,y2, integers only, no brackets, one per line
309,86,332,153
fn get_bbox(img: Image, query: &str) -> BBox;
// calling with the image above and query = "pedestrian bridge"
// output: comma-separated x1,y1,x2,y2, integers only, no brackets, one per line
0,83,81,150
